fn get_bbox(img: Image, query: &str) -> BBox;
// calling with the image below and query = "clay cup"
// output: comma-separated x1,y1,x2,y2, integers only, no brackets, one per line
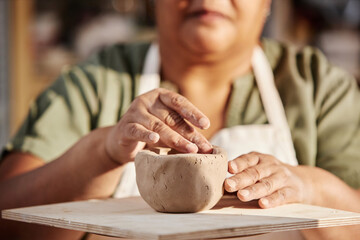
135,146,227,213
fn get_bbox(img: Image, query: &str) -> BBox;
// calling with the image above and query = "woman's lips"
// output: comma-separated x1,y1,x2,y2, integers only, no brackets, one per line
187,10,229,22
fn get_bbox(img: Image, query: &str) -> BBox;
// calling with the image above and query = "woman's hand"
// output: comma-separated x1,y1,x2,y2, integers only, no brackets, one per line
105,88,213,164
224,152,312,208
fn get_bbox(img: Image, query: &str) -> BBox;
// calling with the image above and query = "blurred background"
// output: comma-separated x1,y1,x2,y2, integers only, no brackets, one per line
0,0,359,149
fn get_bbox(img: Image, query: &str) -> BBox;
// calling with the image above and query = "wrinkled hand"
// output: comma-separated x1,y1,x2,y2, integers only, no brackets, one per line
224,152,309,208
105,88,213,164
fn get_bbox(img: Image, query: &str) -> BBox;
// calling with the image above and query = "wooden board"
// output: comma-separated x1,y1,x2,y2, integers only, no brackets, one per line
2,196,360,240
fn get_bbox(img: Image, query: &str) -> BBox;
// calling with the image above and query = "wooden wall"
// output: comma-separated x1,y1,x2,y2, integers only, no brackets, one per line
10,0,48,135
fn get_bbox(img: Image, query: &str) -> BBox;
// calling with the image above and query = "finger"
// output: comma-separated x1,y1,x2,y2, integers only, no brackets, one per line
228,153,261,174
123,123,160,144
134,111,199,153
158,89,210,129
149,101,212,153
224,163,276,192
259,187,298,209
236,172,285,202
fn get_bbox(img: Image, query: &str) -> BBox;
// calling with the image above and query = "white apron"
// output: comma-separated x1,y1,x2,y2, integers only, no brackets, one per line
114,43,304,240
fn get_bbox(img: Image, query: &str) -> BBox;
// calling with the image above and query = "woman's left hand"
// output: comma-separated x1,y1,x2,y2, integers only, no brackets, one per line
224,152,311,208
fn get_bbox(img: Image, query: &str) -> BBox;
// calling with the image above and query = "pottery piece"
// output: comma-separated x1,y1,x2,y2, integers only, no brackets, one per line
135,146,227,213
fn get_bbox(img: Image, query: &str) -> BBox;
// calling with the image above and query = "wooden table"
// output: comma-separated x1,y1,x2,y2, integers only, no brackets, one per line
2,196,360,240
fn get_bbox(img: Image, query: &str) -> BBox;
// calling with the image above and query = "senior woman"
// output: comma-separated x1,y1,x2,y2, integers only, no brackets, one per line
1,0,360,239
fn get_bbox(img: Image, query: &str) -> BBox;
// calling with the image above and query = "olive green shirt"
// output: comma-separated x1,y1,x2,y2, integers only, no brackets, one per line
2,39,360,188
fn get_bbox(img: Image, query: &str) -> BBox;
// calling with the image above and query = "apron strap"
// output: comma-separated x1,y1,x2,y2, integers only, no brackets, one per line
137,42,161,95
251,46,288,128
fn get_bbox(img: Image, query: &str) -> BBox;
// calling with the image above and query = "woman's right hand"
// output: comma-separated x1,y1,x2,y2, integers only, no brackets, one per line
105,88,213,164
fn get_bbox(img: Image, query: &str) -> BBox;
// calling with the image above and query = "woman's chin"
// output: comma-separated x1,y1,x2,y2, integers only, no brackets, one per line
180,29,235,57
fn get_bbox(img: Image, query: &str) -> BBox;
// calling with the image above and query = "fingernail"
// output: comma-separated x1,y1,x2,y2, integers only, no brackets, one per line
200,142,213,153
230,161,238,172
226,179,236,190
149,132,159,142
186,143,198,153
238,190,250,197
199,117,210,129
261,198,269,206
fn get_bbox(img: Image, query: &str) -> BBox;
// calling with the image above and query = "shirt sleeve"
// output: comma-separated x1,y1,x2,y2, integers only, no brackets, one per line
1,65,98,162
313,51,360,188
0,42,148,165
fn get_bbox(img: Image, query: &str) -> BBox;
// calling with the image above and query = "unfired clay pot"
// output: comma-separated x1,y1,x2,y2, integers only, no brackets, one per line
135,146,227,213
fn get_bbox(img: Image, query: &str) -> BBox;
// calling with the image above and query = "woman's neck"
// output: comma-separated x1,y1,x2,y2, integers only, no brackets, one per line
159,41,254,95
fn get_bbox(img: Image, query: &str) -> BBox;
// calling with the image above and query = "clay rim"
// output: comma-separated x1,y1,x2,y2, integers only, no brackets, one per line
138,146,226,159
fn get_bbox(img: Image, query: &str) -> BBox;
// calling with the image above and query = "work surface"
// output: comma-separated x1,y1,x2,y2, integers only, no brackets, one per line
3,196,360,240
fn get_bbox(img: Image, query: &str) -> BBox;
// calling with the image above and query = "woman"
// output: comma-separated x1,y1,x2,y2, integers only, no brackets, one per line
1,1,360,239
